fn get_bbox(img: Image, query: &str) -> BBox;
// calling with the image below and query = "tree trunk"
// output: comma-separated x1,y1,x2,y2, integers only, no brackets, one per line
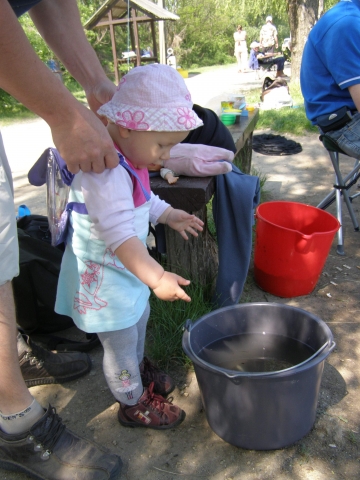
287,0,319,82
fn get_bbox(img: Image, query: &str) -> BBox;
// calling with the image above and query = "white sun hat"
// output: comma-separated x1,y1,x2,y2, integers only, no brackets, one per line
98,64,203,132
250,41,260,49
266,15,272,22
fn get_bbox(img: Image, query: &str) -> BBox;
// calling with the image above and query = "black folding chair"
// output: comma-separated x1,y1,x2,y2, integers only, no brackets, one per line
317,133,360,255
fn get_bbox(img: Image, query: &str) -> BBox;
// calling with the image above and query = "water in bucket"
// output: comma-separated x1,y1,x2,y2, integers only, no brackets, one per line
198,333,315,372
254,201,340,297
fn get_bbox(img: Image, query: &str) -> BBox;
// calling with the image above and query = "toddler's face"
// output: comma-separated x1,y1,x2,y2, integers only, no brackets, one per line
120,130,188,169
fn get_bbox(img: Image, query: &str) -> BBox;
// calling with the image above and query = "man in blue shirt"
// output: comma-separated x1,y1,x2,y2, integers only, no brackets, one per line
300,0,360,158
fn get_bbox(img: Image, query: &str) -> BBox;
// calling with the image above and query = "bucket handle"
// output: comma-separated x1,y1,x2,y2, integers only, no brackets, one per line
223,340,336,381
184,319,193,332
261,340,335,376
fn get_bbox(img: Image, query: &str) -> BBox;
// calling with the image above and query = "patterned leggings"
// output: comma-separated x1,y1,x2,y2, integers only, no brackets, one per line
97,302,150,405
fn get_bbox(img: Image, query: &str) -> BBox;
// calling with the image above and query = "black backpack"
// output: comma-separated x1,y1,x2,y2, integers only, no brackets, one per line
12,215,99,352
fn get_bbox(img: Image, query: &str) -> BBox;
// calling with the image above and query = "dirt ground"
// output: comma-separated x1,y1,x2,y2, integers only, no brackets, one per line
1,125,359,480
1,63,359,479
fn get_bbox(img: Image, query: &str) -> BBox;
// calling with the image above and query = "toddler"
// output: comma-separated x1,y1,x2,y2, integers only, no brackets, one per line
55,64,204,429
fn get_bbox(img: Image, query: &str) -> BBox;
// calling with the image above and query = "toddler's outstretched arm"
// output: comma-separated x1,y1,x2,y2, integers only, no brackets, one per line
158,207,204,240
152,271,191,302
115,238,192,302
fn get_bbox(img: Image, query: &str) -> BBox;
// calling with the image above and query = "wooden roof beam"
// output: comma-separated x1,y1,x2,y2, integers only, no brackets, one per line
92,15,156,28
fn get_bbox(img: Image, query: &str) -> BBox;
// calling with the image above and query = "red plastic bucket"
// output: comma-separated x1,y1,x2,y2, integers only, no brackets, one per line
254,201,340,297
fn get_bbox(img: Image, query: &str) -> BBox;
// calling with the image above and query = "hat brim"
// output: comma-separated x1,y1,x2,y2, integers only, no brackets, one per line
98,102,203,132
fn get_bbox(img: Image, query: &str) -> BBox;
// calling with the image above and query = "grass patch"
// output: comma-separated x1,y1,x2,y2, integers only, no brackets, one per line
251,166,268,203
246,82,318,136
147,280,214,369
346,431,358,445
296,443,311,464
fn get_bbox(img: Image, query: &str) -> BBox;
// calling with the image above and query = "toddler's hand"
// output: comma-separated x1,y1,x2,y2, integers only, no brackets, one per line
166,209,204,240
152,271,191,302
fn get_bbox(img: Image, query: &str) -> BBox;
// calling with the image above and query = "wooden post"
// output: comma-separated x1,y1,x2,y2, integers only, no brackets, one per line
108,10,119,84
129,13,136,53
150,20,158,60
157,0,166,64
131,8,141,66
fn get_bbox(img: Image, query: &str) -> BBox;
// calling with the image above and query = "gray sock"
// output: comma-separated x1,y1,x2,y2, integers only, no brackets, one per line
0,399,45,435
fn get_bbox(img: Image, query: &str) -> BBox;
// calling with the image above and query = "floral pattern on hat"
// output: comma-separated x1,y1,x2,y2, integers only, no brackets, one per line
177,108,197,129
116,77,126,90
116,110,149,130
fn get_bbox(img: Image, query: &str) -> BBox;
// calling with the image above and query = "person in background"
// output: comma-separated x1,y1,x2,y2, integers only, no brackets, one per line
248,41,260,71
300,0,360,160
55,64,204,430
248,41,286,78
233,25,248,73
259,15,278,54
0,0,122,478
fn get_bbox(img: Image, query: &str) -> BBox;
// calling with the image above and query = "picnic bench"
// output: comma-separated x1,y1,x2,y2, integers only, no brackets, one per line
150,108,259,286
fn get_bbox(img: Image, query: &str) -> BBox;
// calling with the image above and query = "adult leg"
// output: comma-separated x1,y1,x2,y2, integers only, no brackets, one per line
275,56,286,77
263,45,275,55
0,131,40,424
327,113,360,159
0,132,122,479
0,283,36,415
235,51,242,72
242,50,249,72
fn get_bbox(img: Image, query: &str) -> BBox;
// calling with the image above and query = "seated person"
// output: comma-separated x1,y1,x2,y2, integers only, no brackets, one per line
248,41,286,78
141,47,153,58
300,0,360,159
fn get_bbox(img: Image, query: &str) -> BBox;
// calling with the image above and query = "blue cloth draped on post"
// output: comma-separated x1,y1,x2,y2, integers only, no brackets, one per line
212,165,260,307
183,105,260,307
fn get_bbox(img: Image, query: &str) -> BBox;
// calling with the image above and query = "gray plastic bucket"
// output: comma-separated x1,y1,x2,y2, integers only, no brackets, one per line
182,303,335,450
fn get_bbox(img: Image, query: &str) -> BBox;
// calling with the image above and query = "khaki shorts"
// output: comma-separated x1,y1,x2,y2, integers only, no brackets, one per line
0,132,19,285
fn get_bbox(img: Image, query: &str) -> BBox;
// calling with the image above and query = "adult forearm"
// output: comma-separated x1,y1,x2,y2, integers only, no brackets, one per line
0,0,82,128
0,0,117,173
29,0,106,92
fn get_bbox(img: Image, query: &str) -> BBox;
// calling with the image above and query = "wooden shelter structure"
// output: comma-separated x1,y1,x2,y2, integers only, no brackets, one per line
84,0,179,84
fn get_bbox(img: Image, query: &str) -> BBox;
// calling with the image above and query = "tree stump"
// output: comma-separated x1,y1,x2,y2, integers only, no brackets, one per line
164,206,218,287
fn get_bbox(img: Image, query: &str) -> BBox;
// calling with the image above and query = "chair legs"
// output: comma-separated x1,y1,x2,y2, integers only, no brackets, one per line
317,150,360,255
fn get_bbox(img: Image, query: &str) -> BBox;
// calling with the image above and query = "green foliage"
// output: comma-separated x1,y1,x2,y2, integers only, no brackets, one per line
0,91,36,125
18,14,52,63
257,106,317,135
165,0,291,69
0,80,85,125
147,281,214,369
245,82,317,135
